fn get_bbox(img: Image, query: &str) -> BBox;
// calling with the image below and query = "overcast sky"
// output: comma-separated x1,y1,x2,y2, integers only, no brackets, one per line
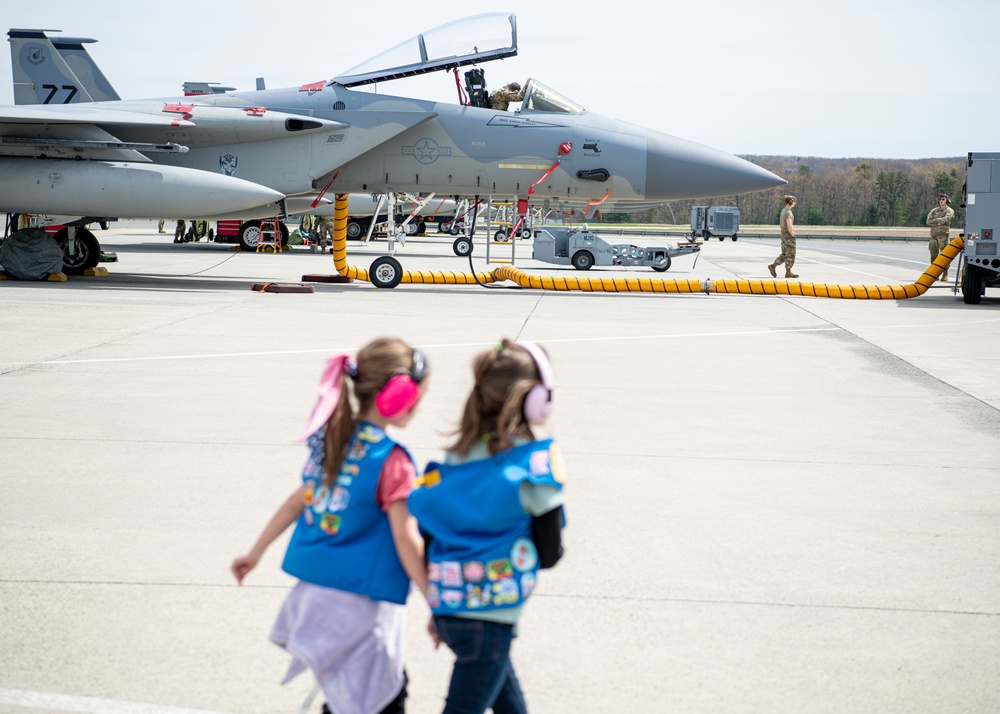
2,0,995,160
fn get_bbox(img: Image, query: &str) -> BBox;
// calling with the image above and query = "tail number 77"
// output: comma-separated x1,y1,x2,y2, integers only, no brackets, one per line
42,84,79,104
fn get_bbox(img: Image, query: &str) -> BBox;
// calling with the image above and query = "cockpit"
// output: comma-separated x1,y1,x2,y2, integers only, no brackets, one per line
331,12,585,115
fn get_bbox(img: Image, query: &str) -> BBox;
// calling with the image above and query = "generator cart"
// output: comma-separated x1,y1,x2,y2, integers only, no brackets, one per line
691,205,740,241
532,226,699,272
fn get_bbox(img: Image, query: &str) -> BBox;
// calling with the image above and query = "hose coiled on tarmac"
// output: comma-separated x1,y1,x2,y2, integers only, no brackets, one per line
330,193,963,298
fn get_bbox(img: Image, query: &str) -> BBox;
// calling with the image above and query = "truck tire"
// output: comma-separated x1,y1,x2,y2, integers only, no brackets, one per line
571,250,594,270
962,265,984,305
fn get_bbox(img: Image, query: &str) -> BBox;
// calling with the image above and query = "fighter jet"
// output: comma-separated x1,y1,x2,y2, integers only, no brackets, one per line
2,14,784,274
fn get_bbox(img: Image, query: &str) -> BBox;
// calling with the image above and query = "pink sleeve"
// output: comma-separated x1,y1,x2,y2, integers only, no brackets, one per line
376,446,416,512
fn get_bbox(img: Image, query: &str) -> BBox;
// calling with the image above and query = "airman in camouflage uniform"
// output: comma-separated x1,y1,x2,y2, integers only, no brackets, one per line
768,195,799,278
173,219,186,243
489,82,525,111
926,194,955,281
315,215,335,253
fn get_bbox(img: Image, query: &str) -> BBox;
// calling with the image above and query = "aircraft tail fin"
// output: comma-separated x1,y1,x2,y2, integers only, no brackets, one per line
50,36,121,101
8,28,104,105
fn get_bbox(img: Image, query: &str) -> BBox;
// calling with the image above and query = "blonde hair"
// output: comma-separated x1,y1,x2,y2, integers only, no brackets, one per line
322,337,419,486
450,338,545,456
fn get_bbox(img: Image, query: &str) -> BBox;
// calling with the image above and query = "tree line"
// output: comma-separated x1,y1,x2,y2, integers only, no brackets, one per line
603,156,967,227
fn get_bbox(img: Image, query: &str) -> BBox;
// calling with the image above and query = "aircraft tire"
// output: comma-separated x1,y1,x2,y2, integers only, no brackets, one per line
494,229,509,242
346,219,366,240
55,227,101,275
519,228,532,239
370,255,403,289
237,221,261,250
453,236,473,257
571,250,594,270
962,264,983,305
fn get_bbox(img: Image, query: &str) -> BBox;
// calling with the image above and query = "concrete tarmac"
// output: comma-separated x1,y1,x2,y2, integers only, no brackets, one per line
2,222,998,714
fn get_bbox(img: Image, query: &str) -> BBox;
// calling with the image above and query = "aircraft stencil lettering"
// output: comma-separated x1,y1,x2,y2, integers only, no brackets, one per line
3,15,784,275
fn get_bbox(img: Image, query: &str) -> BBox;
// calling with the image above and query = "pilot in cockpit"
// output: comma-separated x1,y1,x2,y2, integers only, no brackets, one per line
489,81,525,111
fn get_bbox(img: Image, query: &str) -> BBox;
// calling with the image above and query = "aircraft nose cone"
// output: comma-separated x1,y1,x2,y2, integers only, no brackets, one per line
644,129,785,200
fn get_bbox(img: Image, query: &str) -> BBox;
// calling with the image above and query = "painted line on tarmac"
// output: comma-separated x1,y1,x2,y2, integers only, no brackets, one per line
0,688,233,714
13,318,996,368
33,329,841,366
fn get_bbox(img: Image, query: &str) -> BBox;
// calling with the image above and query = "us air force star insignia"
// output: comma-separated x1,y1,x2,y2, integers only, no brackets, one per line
402,138,452,164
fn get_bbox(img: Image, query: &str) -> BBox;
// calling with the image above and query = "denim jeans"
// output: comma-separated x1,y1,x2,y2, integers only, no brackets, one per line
433,616,527,714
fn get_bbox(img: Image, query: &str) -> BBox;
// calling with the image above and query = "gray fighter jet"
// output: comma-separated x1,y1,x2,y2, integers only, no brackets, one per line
2,14,784,274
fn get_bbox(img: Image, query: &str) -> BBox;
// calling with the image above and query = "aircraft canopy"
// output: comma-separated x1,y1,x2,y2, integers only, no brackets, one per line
520,79,585,114
333,13,517,87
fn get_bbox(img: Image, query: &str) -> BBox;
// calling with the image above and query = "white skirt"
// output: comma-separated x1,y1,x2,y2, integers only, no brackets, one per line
270,581,406,714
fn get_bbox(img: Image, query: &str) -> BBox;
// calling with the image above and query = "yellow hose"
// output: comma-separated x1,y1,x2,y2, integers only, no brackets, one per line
331,193,498,286
330,194,963,298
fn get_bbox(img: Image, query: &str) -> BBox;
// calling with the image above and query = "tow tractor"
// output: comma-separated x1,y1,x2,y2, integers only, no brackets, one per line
532,225,699,271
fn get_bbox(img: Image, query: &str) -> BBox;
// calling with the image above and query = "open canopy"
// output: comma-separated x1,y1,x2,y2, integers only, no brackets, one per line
333,12,517,87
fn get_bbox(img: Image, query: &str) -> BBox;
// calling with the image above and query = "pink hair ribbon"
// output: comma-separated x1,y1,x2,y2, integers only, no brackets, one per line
298,354,353,441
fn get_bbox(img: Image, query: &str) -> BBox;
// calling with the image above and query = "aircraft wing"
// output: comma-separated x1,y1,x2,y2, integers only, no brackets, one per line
0,103,195,126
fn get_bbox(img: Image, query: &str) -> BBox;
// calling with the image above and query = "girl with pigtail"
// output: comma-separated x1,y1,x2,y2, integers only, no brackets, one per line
231,337,429,714
409,339,567,714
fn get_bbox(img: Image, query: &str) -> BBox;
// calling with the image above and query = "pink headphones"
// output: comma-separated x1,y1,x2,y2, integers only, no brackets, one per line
516,341,554,423
375,347,427,419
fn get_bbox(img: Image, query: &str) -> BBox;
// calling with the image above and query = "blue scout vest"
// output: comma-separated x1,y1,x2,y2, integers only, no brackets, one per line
281,422,413,605
408,439,564,615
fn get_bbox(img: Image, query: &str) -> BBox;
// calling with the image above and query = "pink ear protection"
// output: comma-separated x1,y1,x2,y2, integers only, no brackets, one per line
516,341,554,423
375,347,427,419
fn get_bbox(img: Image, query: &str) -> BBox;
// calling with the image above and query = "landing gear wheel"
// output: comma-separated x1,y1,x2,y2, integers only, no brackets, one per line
279,222,290,247
55,227,101,275
403,222,419,236
519,227,532,239
962,264,984,304
732,234,739,242
571,250,595,270
718,235,724,241
370,256,403,289
237,221,261,250
494,229,509,242
453,236,472,257
651,255,672,272
346,219,366,240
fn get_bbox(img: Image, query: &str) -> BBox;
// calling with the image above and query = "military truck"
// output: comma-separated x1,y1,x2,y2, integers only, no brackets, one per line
961,152,1000,304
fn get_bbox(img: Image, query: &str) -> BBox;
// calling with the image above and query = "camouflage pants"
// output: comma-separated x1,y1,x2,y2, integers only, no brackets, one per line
929,234,951,263
316,219,335,249
774,237,796,269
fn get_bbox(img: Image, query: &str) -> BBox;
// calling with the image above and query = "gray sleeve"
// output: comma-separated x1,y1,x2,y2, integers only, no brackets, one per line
519,481,565,516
